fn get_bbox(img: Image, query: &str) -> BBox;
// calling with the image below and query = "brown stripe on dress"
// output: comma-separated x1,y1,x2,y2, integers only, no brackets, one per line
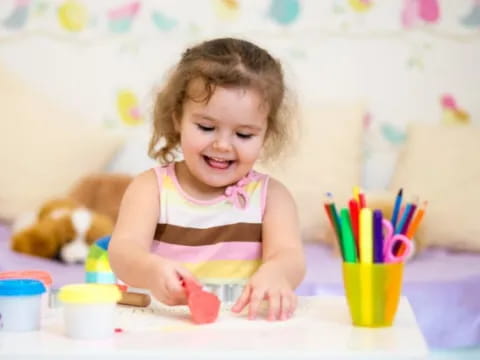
154,223,262,246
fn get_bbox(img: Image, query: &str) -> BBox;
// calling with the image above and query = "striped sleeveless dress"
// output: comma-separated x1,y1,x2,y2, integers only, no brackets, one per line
151,163,269,303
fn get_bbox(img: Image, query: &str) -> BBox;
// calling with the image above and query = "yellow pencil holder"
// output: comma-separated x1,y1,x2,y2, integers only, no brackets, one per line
342,262,404,328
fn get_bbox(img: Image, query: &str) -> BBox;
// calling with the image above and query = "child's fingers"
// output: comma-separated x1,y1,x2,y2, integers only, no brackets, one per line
151,283,179,306
267,292,281,321
291,293,298,317
160,294,182,306
231,285,251,313
279,293,292,320
165,272,189,304
248,288,265,320
175,267,198,285
166,273,184,294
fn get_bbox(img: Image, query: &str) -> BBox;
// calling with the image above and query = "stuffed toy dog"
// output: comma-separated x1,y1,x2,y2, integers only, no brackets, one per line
11,198,113,263
10,173,132,264
68,173,132,224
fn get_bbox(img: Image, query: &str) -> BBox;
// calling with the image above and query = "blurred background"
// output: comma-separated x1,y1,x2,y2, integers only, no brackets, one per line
0,0,478,187
1,2,480,357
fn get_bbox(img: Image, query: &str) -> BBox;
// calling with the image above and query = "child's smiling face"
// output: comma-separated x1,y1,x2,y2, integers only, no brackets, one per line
175,80,268,195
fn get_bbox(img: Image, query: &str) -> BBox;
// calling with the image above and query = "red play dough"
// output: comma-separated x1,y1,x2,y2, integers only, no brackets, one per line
183,278,220,324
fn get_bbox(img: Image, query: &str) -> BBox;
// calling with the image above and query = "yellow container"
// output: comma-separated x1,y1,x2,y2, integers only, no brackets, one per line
342,262,404,327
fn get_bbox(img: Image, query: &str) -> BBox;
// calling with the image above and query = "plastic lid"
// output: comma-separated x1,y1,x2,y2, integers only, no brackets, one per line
0,279,46,296
95,235,111,251
0,270,53,286
58,284,121,304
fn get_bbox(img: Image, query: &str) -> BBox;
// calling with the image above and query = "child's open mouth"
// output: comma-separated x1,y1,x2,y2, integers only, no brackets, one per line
203,156,234,170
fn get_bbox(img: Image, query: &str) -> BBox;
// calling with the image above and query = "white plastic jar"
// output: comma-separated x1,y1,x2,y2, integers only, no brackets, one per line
0,279,46,331
58,283,121,340
0,270,53,314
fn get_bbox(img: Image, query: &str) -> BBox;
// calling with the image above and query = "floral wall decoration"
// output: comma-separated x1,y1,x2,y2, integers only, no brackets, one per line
0,0,477,186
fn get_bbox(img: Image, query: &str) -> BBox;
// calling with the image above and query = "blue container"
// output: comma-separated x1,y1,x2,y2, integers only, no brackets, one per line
0,279,46,331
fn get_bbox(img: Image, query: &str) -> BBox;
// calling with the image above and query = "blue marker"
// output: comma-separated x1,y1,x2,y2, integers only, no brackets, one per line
391,188,403,229
395,203,411,235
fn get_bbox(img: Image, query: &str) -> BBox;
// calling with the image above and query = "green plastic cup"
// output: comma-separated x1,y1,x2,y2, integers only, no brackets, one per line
342,262,404,327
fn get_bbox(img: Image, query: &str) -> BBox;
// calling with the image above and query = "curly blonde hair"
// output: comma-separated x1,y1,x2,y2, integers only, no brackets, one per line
149,37,294,164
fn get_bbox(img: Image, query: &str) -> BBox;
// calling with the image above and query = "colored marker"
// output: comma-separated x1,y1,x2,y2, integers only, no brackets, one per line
406,201,428,239
398,199,424,256
373,210,384,263
400,201,417,235
323,203,334,229
353,186,361,203
395,203,411,234
359,208,373,263
391,188,403,229
359,192,367,209
340,208,358,263
324,193,343,257
348,198,360,252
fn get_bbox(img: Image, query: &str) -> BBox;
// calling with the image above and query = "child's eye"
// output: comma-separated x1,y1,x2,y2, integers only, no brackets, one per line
197,124,214,132
236,132,253,139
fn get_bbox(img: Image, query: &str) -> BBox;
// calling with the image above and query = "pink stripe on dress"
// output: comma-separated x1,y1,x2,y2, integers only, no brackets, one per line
150,241,261,262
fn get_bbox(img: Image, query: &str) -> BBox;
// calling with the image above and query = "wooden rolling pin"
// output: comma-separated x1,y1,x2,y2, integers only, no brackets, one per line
118,291,151,307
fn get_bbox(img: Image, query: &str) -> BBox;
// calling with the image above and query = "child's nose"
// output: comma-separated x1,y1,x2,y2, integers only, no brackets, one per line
212,136,231,152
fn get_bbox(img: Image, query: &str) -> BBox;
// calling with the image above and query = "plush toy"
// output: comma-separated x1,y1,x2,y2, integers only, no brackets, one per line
11,198,114,263
68,173,132,224
10,173,132,264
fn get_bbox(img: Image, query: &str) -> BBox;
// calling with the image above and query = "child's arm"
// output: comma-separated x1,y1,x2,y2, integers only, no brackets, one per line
232,178,305,320
108,169,193,306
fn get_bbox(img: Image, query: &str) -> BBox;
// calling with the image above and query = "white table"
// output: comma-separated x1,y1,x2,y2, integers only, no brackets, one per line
0,296,428,359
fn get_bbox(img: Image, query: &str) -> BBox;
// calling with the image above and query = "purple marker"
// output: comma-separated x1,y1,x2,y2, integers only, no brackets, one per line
373,210,384,263
400,203,417,235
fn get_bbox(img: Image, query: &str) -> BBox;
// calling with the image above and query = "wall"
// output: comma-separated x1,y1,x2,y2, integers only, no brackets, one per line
0,0,478,188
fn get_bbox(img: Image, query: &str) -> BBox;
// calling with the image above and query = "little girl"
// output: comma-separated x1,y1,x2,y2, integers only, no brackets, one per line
109,38,305,321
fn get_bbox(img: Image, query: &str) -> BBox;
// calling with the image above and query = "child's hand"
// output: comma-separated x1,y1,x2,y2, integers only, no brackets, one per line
231,264,297,321
147,256,198,306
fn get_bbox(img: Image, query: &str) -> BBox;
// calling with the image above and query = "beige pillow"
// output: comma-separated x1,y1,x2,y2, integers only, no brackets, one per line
0,64,123,221
390,124,480,252
256,102,364,243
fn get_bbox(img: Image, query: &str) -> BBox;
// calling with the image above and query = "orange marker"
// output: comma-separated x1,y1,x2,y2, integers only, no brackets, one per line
406,201,428,239
324,203,334,228
398,200,426,256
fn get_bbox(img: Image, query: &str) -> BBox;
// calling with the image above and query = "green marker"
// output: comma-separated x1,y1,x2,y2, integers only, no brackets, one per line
340,208,358,263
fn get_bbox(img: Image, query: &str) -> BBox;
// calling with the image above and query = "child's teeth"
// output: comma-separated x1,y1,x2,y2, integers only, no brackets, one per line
207,156,230,169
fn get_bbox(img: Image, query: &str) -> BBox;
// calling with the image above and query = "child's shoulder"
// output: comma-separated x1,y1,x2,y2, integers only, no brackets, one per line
116,168,161,213
262,175,294,203
264,175,287,192
126,168,159,195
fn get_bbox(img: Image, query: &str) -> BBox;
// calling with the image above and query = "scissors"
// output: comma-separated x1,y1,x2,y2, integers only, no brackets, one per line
381,219,413,263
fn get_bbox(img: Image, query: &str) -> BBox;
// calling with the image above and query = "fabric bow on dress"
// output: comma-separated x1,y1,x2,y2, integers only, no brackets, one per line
224,171,258,209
